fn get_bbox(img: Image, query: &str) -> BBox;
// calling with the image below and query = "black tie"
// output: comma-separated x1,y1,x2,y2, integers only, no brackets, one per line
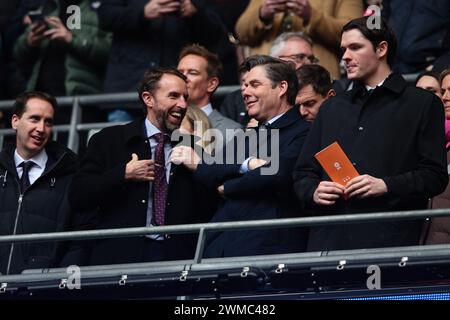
19,161,35,193
362,88,373,104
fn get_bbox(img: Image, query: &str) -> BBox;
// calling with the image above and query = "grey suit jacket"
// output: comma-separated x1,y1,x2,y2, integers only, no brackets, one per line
208,109,242,149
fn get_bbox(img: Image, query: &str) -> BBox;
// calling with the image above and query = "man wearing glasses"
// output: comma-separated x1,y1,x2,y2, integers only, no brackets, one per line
235,0,363,79
270,32,319,70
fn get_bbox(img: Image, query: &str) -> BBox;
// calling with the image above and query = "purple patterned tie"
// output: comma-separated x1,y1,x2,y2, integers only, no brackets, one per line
153,133,169,226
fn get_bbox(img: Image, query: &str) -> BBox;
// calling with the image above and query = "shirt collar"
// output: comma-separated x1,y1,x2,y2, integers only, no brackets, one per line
200,103,213,116
351,73,406,101
266,112,286,125
365,77,388,91
14,148,48,169
145,118,163,139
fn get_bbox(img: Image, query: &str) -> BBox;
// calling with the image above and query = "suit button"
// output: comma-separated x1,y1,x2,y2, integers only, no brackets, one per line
358,126,364,131
141,200,146,204
167,202,171,206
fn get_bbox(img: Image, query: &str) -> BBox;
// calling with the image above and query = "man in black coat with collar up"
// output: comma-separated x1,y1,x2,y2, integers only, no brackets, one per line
293,17,448,252
69,67,217,265
171,55,310,257
0,91,77,275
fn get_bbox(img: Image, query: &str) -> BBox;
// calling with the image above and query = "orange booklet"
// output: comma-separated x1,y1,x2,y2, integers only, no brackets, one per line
314,142,359,186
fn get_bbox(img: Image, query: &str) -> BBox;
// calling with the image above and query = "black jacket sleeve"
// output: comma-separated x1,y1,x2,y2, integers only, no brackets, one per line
383,94,449,198
224,129,309,198
292,110,325,209
69,131,127,211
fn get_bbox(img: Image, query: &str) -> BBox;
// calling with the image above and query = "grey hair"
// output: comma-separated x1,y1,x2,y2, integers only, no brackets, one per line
269,32,314,57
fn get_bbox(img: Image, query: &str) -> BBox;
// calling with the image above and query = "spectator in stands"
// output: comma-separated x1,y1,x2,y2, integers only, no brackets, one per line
97,0,223,122
424,68,450,245
0,91,77,275
69,68,217,265
177,44,242,150
270,32,318,70
296,64,335,122
235,0,363,80
0,0,21,100
220,31,316,126
1,0,33,128
12,0,111,124
415,71,442,99
443,70,450,122
172,55,310,257
211,0,250,85
293,17,448,251
383,0,450,75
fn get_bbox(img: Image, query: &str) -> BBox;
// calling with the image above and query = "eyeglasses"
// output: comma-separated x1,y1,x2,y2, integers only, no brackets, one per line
278,53,319,65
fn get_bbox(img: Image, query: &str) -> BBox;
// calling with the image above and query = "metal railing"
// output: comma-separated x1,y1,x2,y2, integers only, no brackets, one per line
1,208,450,297
0,73,420,153
0,86,240,153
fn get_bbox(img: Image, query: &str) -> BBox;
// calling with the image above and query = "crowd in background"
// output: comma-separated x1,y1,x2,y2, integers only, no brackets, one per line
0,1,448,124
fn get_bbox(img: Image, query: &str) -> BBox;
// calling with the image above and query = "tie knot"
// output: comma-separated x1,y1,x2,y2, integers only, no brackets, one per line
362,87,374,97
20,161,35,172
153,133,170,144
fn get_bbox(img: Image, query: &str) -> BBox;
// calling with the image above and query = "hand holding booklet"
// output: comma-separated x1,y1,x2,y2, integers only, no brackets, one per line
314,142,359,187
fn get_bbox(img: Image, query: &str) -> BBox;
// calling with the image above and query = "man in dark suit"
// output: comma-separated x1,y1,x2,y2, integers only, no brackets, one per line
293,17,448,251
69,67,216,265
0,91,77,275
172,55,310,257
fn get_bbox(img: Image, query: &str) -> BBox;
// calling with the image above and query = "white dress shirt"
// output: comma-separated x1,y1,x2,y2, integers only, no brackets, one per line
14,149,48,186
365,77,388,91
200,103,213,117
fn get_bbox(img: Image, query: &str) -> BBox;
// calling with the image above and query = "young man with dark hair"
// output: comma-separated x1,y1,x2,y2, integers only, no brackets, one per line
295,64,335,122
0,91,78,275
293,17,448,251
69,67,216,265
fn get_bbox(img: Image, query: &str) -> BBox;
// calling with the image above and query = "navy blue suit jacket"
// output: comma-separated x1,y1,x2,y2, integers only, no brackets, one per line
195,106,310,257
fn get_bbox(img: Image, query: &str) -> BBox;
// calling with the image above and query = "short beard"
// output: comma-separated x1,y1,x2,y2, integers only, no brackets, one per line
155,108,180,133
